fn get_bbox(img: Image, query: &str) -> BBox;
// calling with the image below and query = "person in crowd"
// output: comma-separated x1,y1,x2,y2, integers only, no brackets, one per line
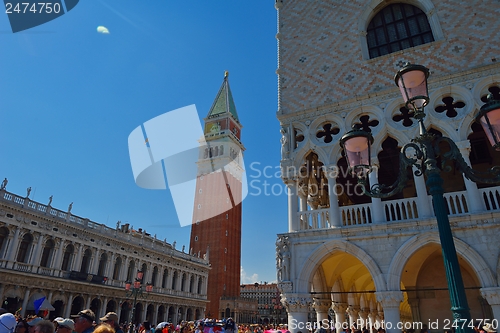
52,318,64,332
15,320,29,333
34,320,54,333
100,313,123,333
71,310,95,333
28,318,44,333
35,319,55,333
142,322,152,333
94,324,115,333
54,319,74,333
0,313,17,333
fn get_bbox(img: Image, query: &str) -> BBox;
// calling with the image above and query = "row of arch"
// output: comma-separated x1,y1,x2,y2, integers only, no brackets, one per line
0,226,206,295
2,290,202,324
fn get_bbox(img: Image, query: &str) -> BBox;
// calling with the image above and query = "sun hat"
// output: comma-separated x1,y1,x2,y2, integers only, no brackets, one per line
54,319,75,330
0,313,17,333
27,318,43,327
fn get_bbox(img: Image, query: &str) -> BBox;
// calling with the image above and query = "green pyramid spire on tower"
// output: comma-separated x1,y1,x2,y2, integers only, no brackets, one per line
206,71,240,122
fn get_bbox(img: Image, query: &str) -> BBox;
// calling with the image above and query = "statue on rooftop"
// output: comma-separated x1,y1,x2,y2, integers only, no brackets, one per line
0,178,7,190
48,195,53,206
26,187,31,198
68,202,73,213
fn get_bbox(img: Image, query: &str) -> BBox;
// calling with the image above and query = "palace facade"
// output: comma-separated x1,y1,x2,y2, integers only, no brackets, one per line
0,185,210,324
275,1,500,332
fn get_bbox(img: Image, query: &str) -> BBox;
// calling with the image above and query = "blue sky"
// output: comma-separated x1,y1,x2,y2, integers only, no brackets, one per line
0,1,286,284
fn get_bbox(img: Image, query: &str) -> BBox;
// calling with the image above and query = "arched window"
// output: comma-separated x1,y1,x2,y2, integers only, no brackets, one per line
367,3,434,59
162,269,168,288
113,257,122,280
40,239,55,267
151,266,159,286
181,273,186,291
80,249,92,273
197,277,203,294
127,260,135,281
172,271,178,290
61,244,74,271
17,233,33,263
141,263,148,282
189,275,195,293
97,253,107,276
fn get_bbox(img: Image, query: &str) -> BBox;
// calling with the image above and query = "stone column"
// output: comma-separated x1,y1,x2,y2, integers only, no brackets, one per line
73,244,84,271
368,161,385,223
20,288,30,317
145,263,152,284
166,269,173,290
375,291,403,333
153,304,159,326
30,233,45,266
332,302,348,329
285,179,299,232
313,298,331,329
406,288,420,323
480,287,500,322
358,308,370,331
412,165,432,218
65,293,74,317
282,294,312,333
86,295,91,309
347,306,360,329
107,253,116,279
6,227,21,263
299,195,307,212
92,248,101,274
53,239,65,271
173,305,180,325
457,140,485,212
324,166,341,227
101,297,108,318
368,311,377,333
121,256,129,281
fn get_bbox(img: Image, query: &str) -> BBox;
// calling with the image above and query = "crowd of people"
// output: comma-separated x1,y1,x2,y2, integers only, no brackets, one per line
2,308,495,333
0,307,279,333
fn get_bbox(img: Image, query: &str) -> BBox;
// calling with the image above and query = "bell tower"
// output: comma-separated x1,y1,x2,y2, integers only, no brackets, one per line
190,72,245,319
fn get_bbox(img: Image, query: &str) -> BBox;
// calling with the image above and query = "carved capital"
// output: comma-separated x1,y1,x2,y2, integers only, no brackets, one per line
331,302,347,314
347,305,360,317
313,298,331,312
375,291,403,309
480,287,500,305
281,294,312,312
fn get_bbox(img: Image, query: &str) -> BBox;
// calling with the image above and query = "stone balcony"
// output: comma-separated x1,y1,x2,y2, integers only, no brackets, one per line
296,186,500,230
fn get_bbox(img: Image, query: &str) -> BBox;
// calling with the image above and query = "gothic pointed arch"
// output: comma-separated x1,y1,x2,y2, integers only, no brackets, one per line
386,231,496,290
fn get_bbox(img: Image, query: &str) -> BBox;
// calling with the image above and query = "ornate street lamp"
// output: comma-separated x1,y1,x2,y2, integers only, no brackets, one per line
125,271,152,333
340,63,500,333
475,94,500,151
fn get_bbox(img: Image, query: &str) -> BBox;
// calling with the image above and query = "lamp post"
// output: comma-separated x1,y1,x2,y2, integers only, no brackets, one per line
125,270,153,333
339,63,500,333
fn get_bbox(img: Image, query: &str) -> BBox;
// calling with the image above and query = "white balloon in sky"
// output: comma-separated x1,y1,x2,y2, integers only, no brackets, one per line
97,26,109,34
